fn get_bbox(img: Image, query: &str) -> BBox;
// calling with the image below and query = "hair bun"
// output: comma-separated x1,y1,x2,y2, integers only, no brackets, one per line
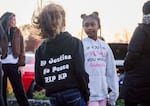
81,14,87,19
92,11,99,16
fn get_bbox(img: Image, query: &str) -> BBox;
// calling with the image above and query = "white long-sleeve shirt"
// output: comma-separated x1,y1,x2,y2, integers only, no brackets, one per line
82,37,119,105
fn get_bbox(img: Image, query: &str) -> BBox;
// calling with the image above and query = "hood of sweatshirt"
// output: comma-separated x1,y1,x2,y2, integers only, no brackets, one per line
41,31,73,56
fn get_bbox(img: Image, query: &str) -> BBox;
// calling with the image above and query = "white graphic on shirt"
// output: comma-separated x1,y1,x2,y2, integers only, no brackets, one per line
86,45,106,68
40,54,72,83
40,60,46,66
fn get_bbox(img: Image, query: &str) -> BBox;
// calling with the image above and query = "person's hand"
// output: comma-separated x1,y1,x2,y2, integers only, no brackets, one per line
18,66,23,71
18,66,24,76
108,92,117,106
107,98,116,106
86,101,89,106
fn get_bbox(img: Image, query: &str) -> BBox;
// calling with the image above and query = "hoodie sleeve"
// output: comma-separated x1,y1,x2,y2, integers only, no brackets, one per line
35,48,44,88
106,45,119,105
72,38,90,103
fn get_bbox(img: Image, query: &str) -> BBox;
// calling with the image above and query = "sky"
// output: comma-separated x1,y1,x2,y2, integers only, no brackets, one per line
0,0,148,41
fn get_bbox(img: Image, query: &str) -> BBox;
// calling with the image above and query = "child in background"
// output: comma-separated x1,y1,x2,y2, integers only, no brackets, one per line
81,12,119,106
33,3,90,106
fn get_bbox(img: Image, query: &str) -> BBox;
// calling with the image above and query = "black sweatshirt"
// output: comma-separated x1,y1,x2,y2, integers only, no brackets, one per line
35,32,89,102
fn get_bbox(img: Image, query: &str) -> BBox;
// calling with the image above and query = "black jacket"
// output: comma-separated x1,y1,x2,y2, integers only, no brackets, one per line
35,32,89,102
121,23,150,103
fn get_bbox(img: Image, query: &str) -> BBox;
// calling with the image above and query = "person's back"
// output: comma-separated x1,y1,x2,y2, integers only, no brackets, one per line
33,3,89,106
36,32,89,95
121,1,150,105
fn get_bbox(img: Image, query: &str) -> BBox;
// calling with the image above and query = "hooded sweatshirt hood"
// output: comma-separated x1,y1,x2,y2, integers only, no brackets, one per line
42,31,72,56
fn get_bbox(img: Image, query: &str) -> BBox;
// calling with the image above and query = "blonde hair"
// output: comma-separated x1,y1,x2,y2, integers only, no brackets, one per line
32,3,65,39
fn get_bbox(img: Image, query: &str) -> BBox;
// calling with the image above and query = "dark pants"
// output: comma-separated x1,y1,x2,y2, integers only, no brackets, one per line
2,64,29,106
0,62,4,106
49,89,86,106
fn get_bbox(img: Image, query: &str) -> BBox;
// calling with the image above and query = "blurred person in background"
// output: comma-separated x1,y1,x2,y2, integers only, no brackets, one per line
0,12,29,106
121,1,150,106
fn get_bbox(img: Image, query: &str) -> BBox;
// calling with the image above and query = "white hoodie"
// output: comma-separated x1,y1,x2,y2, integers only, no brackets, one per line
82,37,119,105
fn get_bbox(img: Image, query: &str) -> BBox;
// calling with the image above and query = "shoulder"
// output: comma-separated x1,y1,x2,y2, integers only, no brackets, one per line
72,36,82,43
11,27,20,32
71,37,83,49
82,37,87,41
37,41,46,51
35,41,45,54
62,31,81,43
64,32,82,45
11,27,22,36
138,23,150,34
132,23,148,37
98,38,109,46
97,39,112,52
135,23,146,32
82,37,90,43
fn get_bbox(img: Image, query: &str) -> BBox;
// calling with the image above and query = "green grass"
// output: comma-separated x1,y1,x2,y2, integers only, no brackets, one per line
33,89,48,100
7,89,48,100
7,90,125,106
7,91,15,98
116,99,125,106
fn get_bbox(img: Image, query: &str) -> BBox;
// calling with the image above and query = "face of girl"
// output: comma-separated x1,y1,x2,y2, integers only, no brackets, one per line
9,16,16,27
83,17,99,40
